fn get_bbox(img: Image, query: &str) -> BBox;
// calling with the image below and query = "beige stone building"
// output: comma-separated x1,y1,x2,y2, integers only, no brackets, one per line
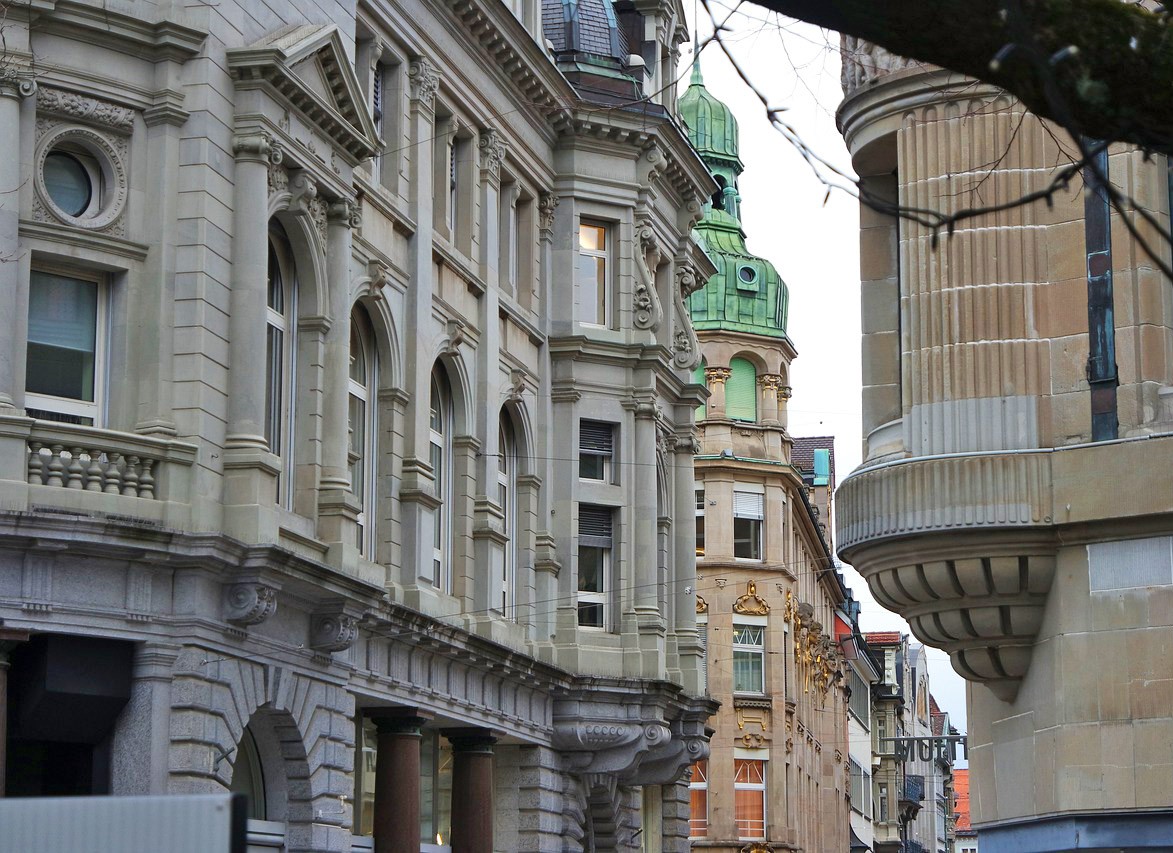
0,0,722,850
679,63,853,853
837,40,1173,851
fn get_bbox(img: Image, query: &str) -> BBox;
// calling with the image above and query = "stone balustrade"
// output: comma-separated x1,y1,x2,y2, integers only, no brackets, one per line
0,416,197,518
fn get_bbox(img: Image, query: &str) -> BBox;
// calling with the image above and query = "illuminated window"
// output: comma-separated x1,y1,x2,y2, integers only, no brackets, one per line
577,221,609,326
734,757,766,840
688,759,708,837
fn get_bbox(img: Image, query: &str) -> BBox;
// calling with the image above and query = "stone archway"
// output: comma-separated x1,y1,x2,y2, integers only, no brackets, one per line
228,705,315,849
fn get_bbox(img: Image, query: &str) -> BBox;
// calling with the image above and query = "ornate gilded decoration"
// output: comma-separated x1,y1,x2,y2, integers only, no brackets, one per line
695,595,708,614
704,366,732,386
733,580,769,615
785,590,843,697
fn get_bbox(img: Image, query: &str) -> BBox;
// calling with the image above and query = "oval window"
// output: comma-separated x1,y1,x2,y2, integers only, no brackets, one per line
43,152,93,217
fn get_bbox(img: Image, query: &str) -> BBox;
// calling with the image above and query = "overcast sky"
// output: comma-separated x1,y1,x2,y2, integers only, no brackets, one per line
681,5,971,742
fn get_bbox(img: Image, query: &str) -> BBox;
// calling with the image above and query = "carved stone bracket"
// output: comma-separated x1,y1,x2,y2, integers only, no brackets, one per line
223,583,278,627
538,191,559,232
408,59,441,109
310,609,359,652
478,128,507,181
631,217,664,332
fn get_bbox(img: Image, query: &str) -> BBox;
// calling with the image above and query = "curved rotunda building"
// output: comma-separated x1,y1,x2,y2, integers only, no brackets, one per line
837,38,1173,853
0,0,719,850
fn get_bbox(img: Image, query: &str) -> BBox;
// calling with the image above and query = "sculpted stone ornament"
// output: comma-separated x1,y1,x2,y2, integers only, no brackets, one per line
408,59,441,109
671,261,701,369
37,86,132,130
733,580,770,615
478,129,507,180
538,191,558,232
310,612,359,652
631,217,664,332
223,583,277,627
696,595,708,614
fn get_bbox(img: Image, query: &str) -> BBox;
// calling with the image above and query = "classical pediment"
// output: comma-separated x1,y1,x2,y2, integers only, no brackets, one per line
227,24,380,163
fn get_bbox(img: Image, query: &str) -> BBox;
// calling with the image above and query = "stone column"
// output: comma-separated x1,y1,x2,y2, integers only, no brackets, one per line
704,367,731,417
399,60,441,591
446,729,497,853
758,373,782,425
371,713,428,853
0,72,34,414
632,399,660,615
0,629,30,796
318,200,361,563
225,133,277,454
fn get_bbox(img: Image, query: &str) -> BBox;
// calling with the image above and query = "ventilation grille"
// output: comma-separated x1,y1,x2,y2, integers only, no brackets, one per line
1089,537,1173,592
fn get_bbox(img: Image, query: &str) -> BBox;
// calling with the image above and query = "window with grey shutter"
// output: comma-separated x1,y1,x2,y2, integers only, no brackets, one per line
579,420,614,481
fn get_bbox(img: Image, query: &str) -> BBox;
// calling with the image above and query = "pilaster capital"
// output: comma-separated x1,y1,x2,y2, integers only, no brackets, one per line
232,131,275,163
478,128,507,181
0,66,36,101
328,198,361,229
758,373,784,390
538,191,559,232
408,59,441,109
705,366,732,385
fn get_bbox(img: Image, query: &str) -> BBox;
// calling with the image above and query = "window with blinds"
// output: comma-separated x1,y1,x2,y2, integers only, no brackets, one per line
733,758,767,840
579,420,614,481
848,666,871,725
726,357,757,422
733,488,764,560
578,504,613,628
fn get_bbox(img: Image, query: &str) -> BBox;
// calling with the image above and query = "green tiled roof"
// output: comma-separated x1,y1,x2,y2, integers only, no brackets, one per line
681,60,789,337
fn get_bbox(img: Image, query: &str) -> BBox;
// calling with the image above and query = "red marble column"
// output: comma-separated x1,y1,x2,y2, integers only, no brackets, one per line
446,729,497,853
371,712,429,853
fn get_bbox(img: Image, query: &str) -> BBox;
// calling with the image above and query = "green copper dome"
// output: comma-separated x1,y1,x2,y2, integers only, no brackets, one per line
683,59,789,337
679,61,740,165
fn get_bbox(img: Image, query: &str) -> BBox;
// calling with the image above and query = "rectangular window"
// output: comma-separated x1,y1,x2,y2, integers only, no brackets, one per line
688,759,708,838
849,758,871,815
848,666,870,726
577,221,609,326
26,270,103,425
733,622,765,694
579,420,614,481
447,139,458,233
875,715,888,754
697,615,708,692
695,484,705,557
733,488,764,560
877,781,890,822
733,758,766,840
577,504,612,628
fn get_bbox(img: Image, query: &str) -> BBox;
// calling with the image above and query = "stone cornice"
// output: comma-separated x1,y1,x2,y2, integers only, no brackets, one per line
27,0,206,61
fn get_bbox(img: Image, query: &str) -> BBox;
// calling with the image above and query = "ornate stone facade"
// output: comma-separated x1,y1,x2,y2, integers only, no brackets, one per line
0,0,714,850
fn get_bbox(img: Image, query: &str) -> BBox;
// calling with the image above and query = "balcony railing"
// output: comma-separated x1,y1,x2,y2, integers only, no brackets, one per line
2,416,197,519
901,774,926,805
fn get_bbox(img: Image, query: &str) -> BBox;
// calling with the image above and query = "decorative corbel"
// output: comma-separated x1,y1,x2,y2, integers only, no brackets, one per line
445,318,467,356
632,216,664,332
538,191,559,233
223,583,278,627
310,607,360,652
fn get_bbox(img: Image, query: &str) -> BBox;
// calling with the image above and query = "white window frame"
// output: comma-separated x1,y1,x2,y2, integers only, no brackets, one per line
733,753,767,841
429,369,453,592
733,616,767,695
497,417,518,618
265,235,297,509
733,484,764,561
697,612,708,692
577,504,612,629
349,309,377,555
577,220,610,327
25,267,107,426
688,759,708,838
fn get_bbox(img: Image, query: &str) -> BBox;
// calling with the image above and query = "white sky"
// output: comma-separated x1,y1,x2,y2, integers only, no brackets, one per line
681,5,971,742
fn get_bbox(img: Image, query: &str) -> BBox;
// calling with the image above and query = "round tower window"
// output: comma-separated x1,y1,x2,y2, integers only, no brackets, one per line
738,265,757,284
43,151,94,217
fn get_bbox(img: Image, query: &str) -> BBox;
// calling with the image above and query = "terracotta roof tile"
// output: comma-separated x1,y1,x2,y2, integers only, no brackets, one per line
864,631,902,644
953,768,973,833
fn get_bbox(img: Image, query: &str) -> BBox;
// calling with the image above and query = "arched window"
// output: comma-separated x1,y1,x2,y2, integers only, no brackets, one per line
229,727,266,820
726,357,757,422
429,367,453,591
265,229,297,507
498,415,518,618
349,309,377,554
